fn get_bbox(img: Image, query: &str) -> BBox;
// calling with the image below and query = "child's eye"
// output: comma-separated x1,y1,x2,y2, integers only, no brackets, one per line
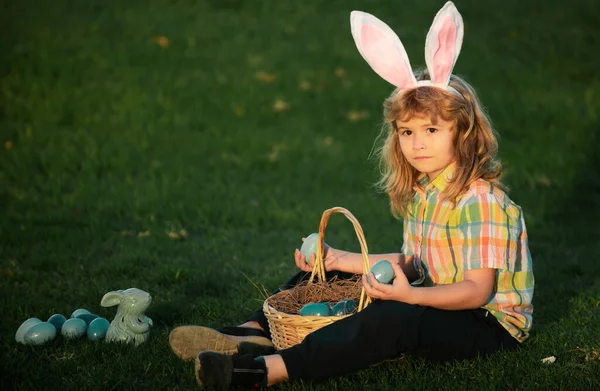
400,130,412,136
427,127,438,133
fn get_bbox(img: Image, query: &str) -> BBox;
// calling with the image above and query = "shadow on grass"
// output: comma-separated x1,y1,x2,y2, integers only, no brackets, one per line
150,271,245,326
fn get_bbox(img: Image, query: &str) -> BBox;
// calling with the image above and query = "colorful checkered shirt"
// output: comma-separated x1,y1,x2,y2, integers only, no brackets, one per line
402,164,534,342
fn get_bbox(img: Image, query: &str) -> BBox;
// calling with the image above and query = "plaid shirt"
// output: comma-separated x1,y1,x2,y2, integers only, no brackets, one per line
402,163,534,342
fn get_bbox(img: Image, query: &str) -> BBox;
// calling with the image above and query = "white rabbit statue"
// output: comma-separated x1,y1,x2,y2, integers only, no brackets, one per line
101,288,153,346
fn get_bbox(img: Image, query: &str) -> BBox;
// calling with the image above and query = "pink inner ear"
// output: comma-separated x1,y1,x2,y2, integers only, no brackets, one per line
361,25,414,88
431,15,457,84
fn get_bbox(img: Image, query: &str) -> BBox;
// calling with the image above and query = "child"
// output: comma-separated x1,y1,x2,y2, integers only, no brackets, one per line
171,2,534,388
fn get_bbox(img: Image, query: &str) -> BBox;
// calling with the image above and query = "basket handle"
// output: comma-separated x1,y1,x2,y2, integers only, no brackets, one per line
309,207,372,311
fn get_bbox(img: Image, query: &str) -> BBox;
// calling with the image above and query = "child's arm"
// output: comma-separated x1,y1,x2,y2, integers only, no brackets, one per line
363,262,495,310
294,247,419,282
330,249,419,282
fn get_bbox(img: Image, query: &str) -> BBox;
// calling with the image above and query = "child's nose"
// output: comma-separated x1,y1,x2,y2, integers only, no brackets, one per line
412,134,426,150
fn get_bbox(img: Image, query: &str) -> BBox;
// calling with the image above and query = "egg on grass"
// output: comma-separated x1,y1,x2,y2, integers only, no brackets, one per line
70,308,91,318
24,322,57,345
87,318,110,341
47,314,67,332
15,318,42,344
76,313,98,325
61,318,88,338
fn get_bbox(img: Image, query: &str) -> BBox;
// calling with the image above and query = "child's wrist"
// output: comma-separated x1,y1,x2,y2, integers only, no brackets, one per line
406,286,420,305
324,247,338,269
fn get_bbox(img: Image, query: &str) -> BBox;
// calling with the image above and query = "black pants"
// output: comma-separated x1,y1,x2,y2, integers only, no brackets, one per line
248,270,519,381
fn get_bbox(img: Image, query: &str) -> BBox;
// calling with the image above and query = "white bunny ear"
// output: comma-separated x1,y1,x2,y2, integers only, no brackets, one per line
101,291,123,307
424,1,464,87
350,11,417,89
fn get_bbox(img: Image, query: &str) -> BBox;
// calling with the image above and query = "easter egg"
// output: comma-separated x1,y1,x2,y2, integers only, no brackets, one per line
331,299,358,316
367,260,395,285
70,308,91,319
61,318,87,338
76,313,98,325
299,302,331,316
87,317,110,341
15,318,42,344
23,322,57,345
300,233,319,264
47,314,67,332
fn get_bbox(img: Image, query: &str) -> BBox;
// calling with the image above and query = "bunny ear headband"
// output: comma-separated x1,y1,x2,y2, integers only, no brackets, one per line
350,1,464,96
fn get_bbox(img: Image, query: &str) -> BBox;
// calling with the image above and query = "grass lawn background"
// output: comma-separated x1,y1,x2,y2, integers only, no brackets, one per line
1,0,599,389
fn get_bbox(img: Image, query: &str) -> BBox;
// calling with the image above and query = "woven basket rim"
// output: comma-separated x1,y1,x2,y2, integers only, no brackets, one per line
263,278,362,318
263,296,354,321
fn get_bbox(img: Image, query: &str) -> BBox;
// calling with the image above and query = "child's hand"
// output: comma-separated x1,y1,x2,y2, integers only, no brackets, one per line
294,238,336,272
362,260,416,303
294,247,314,272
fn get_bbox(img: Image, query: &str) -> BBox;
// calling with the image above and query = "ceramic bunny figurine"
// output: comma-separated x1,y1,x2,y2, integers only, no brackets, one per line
101,288,153,346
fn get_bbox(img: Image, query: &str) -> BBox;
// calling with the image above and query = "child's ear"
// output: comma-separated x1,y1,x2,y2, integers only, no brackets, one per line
350,11,417,89
424,1,464,87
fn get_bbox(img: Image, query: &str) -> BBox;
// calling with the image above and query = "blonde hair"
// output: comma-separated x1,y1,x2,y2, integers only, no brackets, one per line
374,69,505,218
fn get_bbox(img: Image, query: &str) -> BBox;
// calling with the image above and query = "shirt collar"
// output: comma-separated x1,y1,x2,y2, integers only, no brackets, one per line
414,162,457,194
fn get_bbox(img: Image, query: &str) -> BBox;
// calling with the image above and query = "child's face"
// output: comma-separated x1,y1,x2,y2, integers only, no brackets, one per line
395,114,456,180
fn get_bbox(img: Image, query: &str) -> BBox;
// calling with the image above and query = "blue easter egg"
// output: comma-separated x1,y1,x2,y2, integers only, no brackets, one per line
70,308,91,319
24,322,57,345
47,314,67,332
299,302,331,316
331,299,358,316
76,313,98,325
61,318,87,338
367,260,395,285
300,233,319,264
15,318,42,344
87,317,110,341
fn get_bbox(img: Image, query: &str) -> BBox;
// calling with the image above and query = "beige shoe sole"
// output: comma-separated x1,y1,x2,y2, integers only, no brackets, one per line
169,326,273,361
194,354,204,386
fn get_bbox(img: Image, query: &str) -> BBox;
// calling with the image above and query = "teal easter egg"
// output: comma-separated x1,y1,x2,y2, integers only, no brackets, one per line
299,302,331,316
331,299,358,316
15,318,42,344
61,318,87,338
23,322,57,345
76,313,98,325
367,260,395,285
300,233,319,264
47,314,67,332
70,308,91,319
87,317,110,341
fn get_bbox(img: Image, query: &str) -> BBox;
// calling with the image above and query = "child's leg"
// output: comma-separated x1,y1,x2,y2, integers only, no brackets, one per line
195,300,421,388
278,299,425,381
264,355,288,386
277,302,518,382
196,301,519,387
170,270,357,359
410,306,519,361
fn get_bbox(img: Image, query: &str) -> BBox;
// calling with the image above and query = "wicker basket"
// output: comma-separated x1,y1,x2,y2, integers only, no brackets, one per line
263,207,372,350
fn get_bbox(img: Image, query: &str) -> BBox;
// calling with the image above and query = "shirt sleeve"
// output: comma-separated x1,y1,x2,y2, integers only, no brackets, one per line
458,192,518,271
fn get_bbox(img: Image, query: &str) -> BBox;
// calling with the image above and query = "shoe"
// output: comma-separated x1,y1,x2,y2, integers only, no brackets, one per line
195,351,267,390
169,326,274,361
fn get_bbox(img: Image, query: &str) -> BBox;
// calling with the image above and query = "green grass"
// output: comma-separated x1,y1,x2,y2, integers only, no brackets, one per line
1,0,599,389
